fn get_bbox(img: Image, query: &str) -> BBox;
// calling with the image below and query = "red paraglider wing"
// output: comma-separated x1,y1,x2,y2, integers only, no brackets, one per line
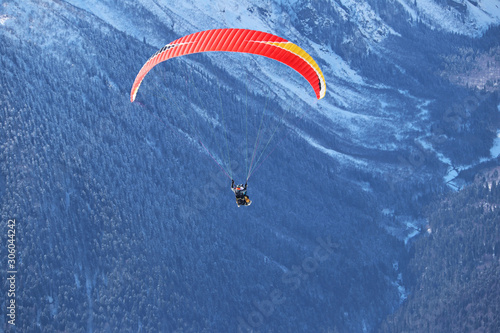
130,29,326,101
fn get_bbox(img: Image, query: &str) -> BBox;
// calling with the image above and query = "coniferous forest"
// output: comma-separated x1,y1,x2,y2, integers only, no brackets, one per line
381,174,500,332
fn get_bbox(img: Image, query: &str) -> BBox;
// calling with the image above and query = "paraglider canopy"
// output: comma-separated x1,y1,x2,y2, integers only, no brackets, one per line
130,28,326,102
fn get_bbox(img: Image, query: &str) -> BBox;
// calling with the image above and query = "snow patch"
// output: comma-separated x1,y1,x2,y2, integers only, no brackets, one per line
0,15,11,25
382,208,394,216
492,105,500,158
405,229,420,245
395,273,408,303
74,273,81,288
491,130,500,159
355,180,373,192
338,0,400,41
417,137,463,189
297,129,368,167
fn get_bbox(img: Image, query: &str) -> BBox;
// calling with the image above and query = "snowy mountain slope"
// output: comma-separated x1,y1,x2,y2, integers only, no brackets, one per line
394,0,500,36
56,0,500,176
55,0,439,170
5,0,490,176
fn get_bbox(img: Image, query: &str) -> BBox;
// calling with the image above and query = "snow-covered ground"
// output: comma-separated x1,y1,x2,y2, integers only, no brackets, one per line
296,128,369,167
492,104,500,158
395,0,500,36
491,129,500,159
